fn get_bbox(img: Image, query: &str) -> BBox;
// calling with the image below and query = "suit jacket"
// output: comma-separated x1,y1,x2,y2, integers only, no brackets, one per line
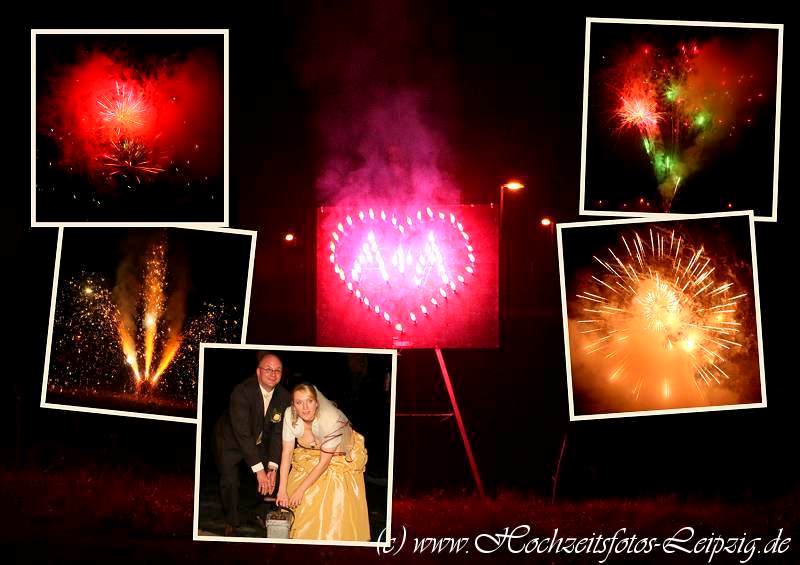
214,376,291,469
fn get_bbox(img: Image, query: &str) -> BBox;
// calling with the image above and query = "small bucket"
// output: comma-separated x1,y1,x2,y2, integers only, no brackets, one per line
262,497,294,539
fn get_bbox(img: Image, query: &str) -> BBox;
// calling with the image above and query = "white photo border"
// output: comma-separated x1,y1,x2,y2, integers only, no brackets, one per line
30,28,230,228
192,343,398,548
556,210,767,421
579,18,783,222
40,225,257,424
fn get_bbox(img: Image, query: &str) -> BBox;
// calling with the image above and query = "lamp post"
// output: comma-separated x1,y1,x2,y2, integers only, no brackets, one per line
499,180,524,226
499,180,524,350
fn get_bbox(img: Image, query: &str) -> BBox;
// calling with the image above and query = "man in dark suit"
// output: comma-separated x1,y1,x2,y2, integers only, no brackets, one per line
213,351,290,535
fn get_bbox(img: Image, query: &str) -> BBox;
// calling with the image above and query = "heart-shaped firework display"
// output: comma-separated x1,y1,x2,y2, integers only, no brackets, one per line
327,206,477,333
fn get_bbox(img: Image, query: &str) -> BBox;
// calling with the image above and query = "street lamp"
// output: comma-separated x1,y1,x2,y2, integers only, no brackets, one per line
500,180,525,223
540,216,555,238
499,179,525,350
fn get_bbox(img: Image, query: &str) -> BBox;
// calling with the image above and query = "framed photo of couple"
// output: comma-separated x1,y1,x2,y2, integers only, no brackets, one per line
192,343,397,547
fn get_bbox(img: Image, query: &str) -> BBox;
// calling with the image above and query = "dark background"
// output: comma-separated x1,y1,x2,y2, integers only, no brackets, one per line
11,2,798,562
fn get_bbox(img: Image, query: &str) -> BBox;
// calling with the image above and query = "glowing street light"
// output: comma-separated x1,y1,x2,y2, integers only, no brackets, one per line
284,233,295,243
540,217,552,227
499,178,526,351
501,180,525,191
500,179,525,222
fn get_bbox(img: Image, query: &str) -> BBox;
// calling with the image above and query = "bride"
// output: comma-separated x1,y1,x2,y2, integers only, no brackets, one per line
276,383,371,541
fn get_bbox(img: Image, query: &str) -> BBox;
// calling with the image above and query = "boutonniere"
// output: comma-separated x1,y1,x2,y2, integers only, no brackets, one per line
270,408,282,423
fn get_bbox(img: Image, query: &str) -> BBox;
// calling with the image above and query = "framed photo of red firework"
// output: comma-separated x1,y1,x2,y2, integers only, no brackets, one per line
41,226,256,422
579,18,783,221
31,29,228,226
557,211,766,420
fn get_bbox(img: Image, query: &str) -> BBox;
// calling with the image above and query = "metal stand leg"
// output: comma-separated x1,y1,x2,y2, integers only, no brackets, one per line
551,429,568,503
435,347,486,498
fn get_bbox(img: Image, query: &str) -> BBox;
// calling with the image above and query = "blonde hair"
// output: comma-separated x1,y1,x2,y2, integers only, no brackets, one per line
290,383,319,426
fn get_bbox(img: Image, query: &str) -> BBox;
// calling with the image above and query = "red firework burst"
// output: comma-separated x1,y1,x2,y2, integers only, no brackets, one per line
101,138,165,184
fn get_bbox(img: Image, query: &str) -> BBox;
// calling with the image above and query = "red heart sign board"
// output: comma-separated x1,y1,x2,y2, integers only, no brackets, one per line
317,205,498,349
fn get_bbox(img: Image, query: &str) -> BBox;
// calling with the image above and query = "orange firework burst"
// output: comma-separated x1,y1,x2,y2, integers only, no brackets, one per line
572,227,747,409
115,238,184,391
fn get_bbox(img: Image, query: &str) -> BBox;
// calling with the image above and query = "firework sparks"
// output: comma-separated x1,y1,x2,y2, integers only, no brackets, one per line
607,38,770,210
96,82,146,135
142,241,167,381
151,334,183,384
37,47,224,206
111,237,190,392
49,269,239,409
616,93,662,139
571,227,748,409
101,138,165,184
119,323,141,381
95,83,165,187
47,230,246,415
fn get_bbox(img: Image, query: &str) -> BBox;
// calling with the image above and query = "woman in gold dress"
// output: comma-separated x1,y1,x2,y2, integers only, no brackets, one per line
275,383,370,541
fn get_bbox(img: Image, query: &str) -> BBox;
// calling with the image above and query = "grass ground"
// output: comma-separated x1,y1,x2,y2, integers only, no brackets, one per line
4,466,798,563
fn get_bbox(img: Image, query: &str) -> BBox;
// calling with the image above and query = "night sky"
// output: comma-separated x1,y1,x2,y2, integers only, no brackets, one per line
12,2,798,561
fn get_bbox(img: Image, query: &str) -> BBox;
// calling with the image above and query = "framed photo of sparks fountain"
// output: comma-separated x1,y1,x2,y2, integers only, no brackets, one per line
579,18,783,221
32,29,228,226
193,344,396,546
557,211,766,420
41,226,256,422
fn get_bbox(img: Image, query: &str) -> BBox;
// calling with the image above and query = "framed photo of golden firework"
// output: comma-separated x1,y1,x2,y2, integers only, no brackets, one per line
40,226,256,422
557,211,766,420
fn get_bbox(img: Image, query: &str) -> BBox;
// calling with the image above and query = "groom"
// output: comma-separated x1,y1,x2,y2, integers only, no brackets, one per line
213,351,290,536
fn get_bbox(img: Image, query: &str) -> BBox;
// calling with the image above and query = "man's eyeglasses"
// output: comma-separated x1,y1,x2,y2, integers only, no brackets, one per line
258,366,282,374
